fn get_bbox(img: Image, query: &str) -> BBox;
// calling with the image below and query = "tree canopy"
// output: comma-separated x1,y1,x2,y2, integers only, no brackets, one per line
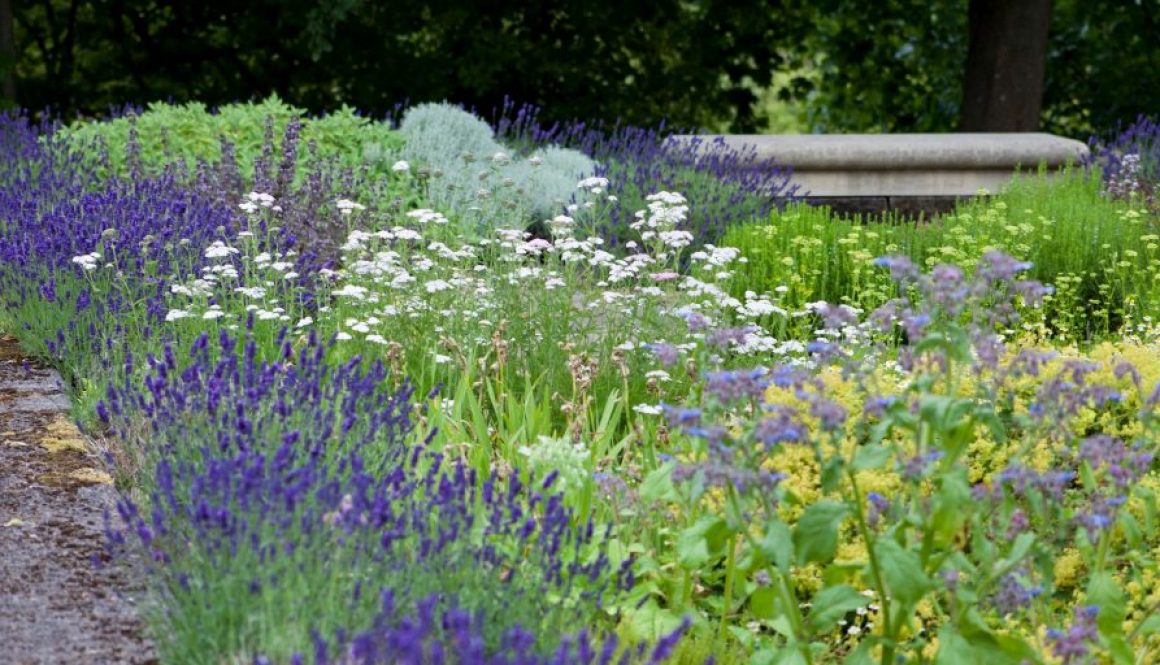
1,0,1156,136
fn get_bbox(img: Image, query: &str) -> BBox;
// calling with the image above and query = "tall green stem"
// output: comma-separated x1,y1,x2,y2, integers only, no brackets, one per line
716,533,739,652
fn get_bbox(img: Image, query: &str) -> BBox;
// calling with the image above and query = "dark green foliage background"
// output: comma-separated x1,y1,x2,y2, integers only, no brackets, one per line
1,0,1157,136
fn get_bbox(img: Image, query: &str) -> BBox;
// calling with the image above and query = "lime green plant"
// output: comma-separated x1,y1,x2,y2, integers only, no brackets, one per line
725,169,1160,342
53,95,405,181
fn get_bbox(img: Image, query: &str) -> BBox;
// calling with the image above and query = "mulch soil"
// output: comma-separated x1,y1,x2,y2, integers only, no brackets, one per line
0,335,155,664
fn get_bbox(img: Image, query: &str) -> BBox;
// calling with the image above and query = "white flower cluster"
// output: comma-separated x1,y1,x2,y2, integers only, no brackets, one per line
239,192,280,214
405,209,449,225
165,236,302,328
576,176,610,194
336,199,367,215
71,252,102,271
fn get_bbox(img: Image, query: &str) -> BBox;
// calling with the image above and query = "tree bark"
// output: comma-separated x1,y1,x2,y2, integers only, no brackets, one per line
0,0,15,104
959,0,1052,131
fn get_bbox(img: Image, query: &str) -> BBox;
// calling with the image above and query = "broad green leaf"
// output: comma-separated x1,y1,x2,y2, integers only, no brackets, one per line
760,519,794,572
873,538,932,607
1086,571,1127,638
1136,614,1160,637
771,648,808,665
624,600,688,643
749,586,777,620
820,457,844,492
996,532,1036,571
677,515,729,570
852,444,891,470
793,501,848,564
749,648,778,665
639,463,679,503
1120,512,1143,549
930,469,971,543
934,625,975,665
807,584,870,634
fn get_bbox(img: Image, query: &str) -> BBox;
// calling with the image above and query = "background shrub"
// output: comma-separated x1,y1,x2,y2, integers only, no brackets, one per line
397,102,597,233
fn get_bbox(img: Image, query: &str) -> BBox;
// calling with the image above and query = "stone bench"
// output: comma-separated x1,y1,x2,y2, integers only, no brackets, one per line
675,133,1091,218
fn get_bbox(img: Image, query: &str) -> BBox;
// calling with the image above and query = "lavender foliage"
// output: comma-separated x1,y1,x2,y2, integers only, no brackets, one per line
103,330,672,661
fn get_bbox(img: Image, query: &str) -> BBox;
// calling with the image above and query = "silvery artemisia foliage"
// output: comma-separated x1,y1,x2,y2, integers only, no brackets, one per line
398,103,597,233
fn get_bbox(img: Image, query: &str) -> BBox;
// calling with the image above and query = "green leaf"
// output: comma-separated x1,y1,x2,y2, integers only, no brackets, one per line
852,444,891,470
760,519,794,572
677,515,729,570
771,648,808,665
1086,571,1127,637
997,532,1036,571
873,538,932,607
624,600,688,643
749,648,778,665
820,457,844,493
793,501,848,564
930,469,971,544
1120,512,1143,549
806,584,870,634
640,463,679,503
1136,614,1160,637
749,586,777,620
934,625,975,665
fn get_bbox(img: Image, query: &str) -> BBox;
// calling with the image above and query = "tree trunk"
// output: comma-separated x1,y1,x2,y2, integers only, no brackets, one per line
959,0,1052,132
0,0,15,105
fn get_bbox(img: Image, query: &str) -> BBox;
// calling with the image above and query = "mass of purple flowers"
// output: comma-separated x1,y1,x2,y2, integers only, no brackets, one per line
0,111,694,662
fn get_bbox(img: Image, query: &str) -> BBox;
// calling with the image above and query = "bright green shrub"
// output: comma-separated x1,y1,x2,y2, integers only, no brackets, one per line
54,95,405,181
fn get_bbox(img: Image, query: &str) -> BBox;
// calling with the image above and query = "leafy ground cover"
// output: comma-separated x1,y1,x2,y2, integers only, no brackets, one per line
1,104,1159,664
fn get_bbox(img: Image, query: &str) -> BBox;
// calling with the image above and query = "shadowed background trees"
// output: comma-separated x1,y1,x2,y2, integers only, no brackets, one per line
0,0,1156,136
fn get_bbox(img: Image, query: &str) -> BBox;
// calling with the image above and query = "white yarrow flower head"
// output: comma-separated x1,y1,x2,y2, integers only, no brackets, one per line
204,241,240,259
391,160,410,173
547,215,575,239
165,309,191,322
71,252,101,270
577,176,610,193
406,209,449,225
294,317,313,328
336,199,367,215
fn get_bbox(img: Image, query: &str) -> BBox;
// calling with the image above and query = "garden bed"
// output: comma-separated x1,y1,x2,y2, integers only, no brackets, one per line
0,101,1158,664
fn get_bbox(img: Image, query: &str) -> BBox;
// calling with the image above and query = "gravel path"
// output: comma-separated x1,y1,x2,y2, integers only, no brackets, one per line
0,335,155,664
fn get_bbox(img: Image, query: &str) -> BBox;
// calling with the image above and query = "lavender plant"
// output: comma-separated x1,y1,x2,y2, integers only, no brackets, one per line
1088,115,1160,213
103,330,675,662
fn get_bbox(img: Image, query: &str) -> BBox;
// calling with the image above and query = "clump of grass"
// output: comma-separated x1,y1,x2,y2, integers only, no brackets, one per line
725,168,1160,341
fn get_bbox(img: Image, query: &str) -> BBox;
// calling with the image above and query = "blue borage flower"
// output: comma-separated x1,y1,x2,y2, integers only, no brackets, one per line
1046,606,1101,664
